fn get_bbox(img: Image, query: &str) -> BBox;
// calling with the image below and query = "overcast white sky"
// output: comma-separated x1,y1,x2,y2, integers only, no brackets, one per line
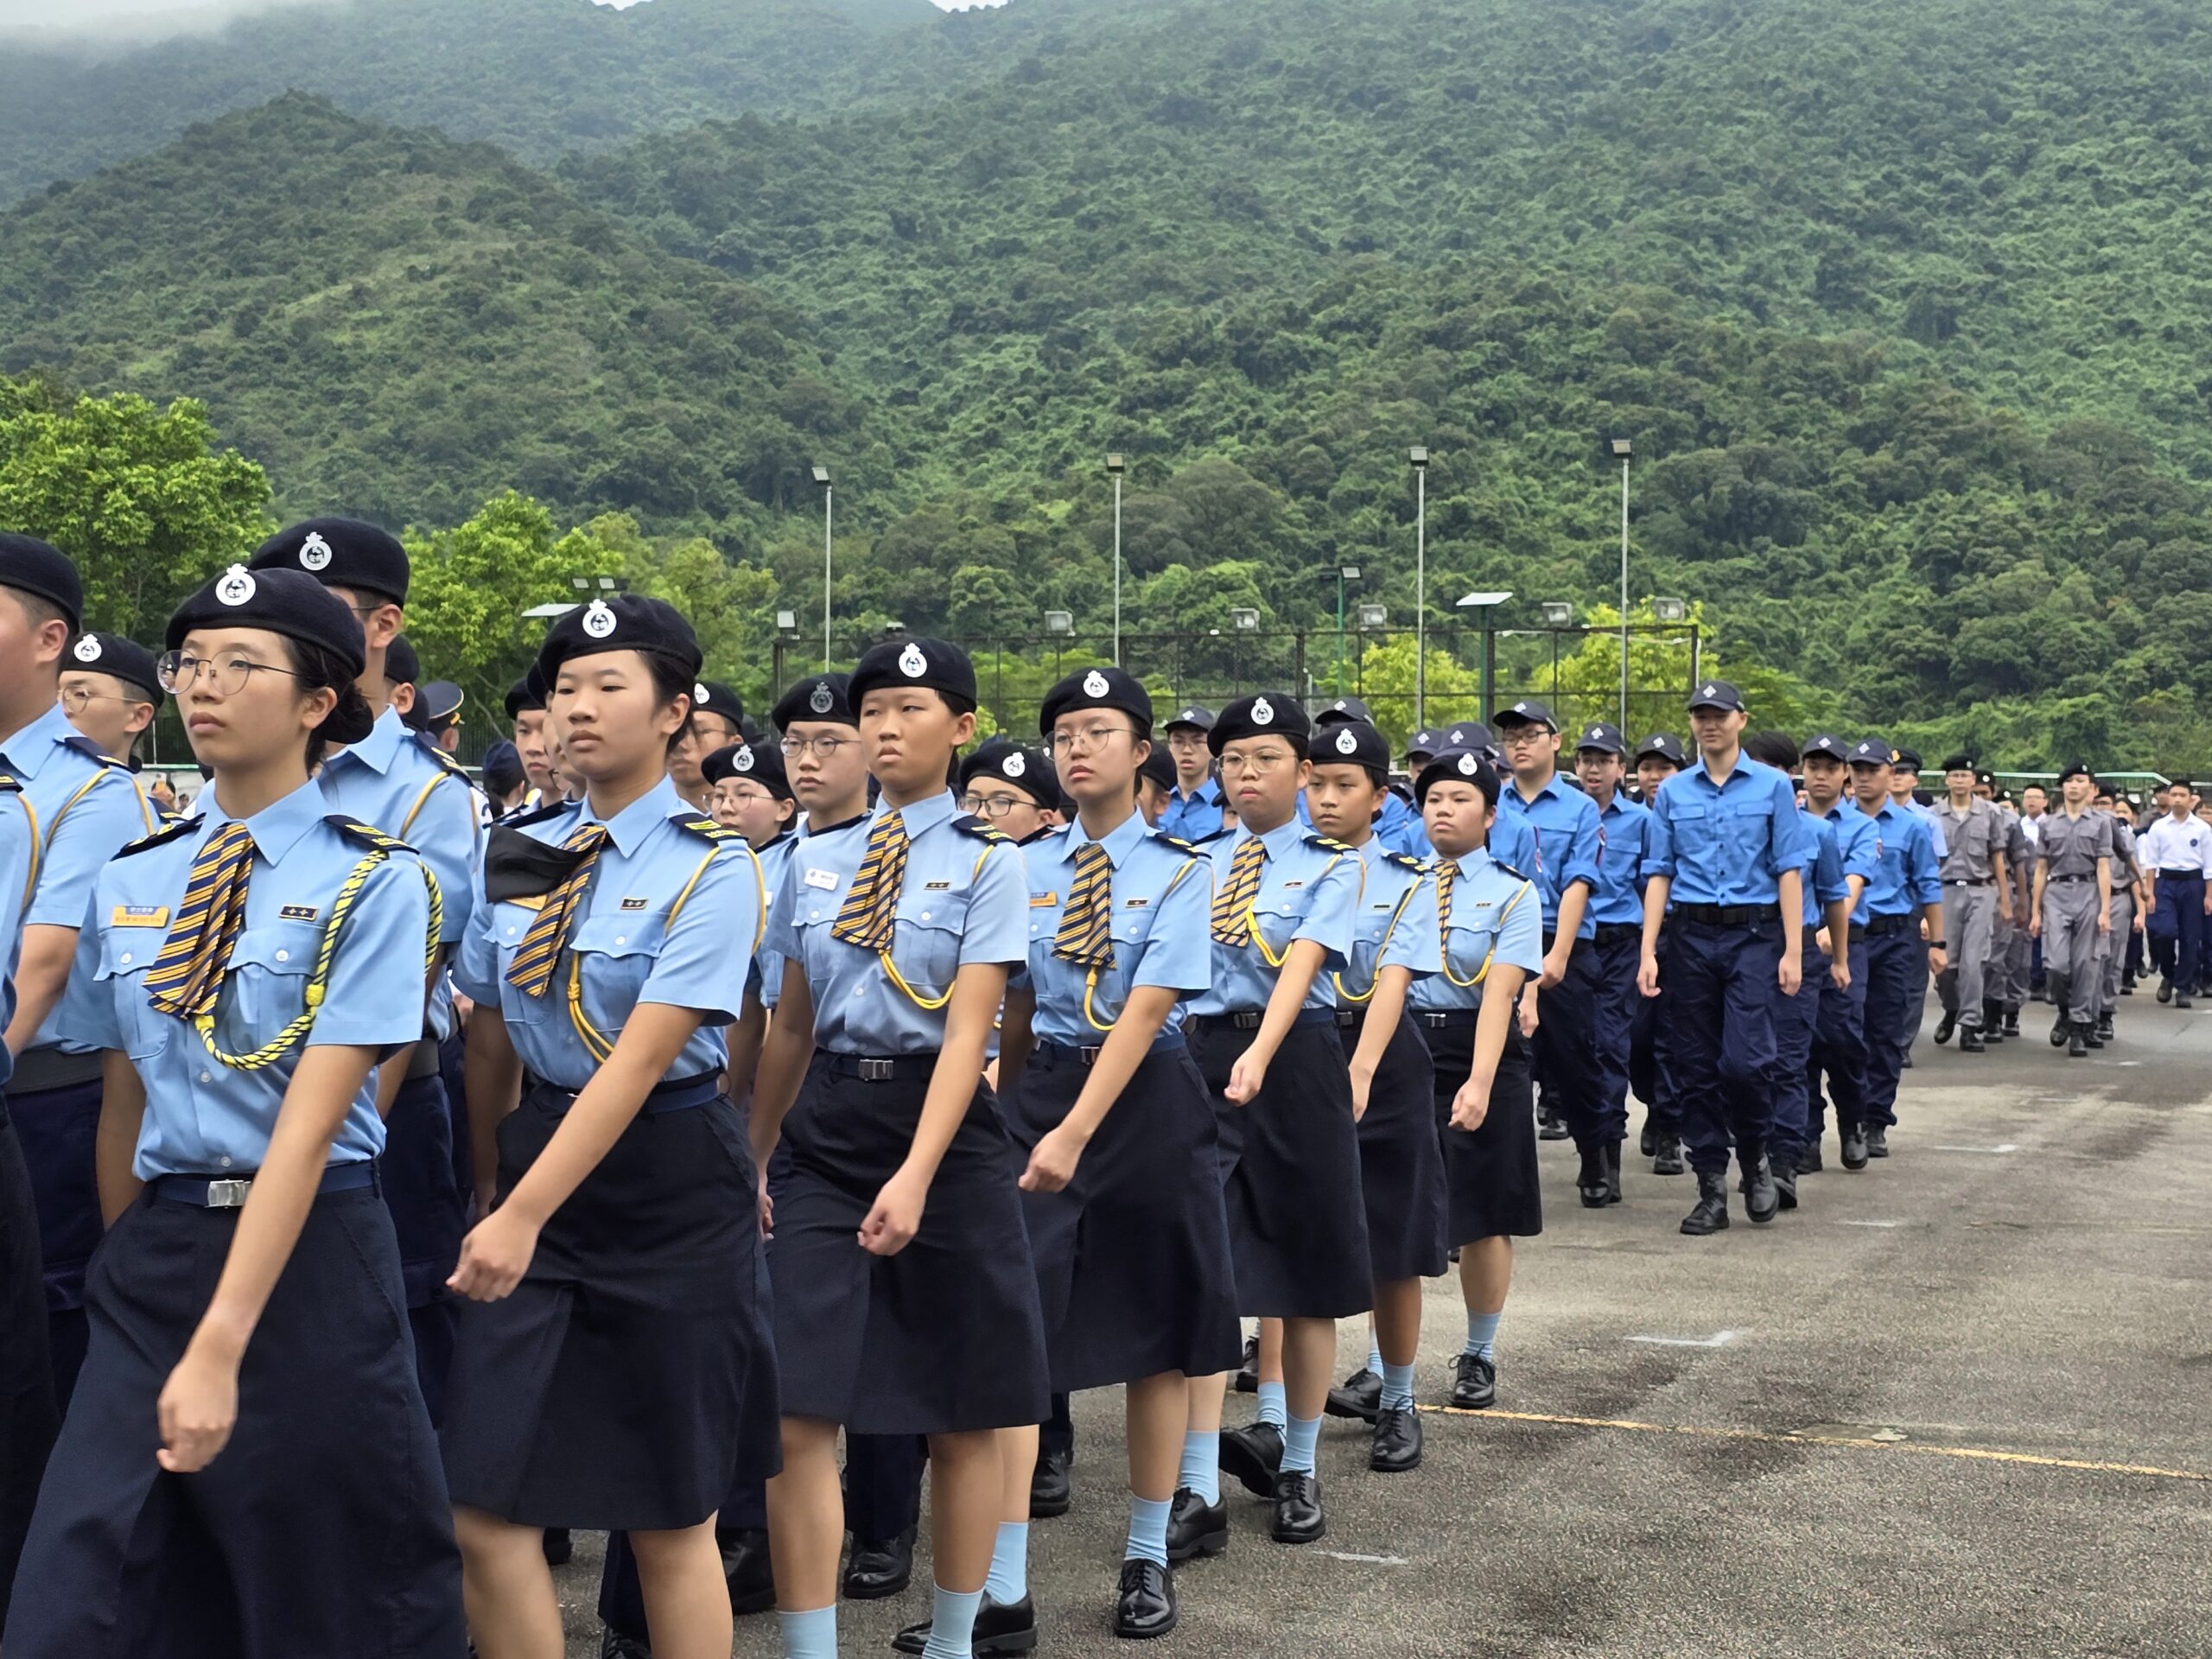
0,0,1007,27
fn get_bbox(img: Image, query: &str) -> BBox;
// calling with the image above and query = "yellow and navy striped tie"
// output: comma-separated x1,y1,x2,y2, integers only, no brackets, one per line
1209,836,1268,947
144,822,256,1020
1053,839,1116,969
831,810,907,951
505,824,608,999
1433,857,1460,931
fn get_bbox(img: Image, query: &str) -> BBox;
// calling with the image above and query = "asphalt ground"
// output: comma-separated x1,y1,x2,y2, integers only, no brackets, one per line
557,992,2212,1658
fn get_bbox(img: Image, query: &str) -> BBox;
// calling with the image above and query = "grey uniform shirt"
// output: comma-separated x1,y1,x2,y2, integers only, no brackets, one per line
2108,817,2142,887
2038,808,2113,879
1929,798,2007,883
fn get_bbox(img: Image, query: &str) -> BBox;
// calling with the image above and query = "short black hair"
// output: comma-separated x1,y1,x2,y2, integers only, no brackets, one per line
1744,730,1800,772
0,581,70,637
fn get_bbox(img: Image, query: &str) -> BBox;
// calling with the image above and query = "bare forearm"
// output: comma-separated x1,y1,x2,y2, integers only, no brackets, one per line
1642,876,1672,955
463,1009,522,1207
1777,868,1804,956
96,1051,146,1224
4,926,77,1057
1351,966,1411,1077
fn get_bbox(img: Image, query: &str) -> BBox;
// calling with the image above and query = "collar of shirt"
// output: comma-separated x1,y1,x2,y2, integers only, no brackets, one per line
873,786,955,842
326,702,409,778
1174,778,1221,807
0,701,78,780
1061,807,1148,870
1241,815,1309,861
575,773,685,856
1598,792,1641,821
1506,771,1572,810
198,776,329,867
1679,753,1758,796
756,828,798,857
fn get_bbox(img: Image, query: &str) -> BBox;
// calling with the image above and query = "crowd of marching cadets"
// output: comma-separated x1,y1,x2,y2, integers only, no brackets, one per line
0,522,2205,1659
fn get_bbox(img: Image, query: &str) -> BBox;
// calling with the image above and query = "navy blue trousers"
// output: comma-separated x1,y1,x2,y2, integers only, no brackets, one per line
1583,932,1642,1147
2150,876,2203,993
1770,944,1823,1158
9,1075,103,1414
1534,935,1609,1148
384,1071,464,1425
1808,937,1871,1141
1859,929,1920,1128
1629,933,1681,1137
1668,916,1783,1177
0,1095,59,1635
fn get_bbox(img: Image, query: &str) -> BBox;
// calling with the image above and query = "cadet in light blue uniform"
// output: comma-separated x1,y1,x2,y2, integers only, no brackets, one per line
0,536,158,1421
995,665,1237,1642
1796,735,1879,1173
1638,683,1811,1237
1193,694,1369,1550
0,769,50,1625
1159,704,1225,842
1307,698,1424,856
440,594,774,1659
1408,748,1543,1413
248,519,480,1423
8,563,464,1658
748,637,1047,1659
1844,739,1944,1165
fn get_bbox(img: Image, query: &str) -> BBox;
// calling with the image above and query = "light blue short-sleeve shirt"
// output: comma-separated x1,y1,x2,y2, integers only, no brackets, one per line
1020,810,1211,1046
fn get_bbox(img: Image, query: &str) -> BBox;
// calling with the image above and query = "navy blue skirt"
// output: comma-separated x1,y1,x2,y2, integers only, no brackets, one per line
1337,1009,1448,1282
1007,1039,1242,1392
1426,1014,1543,1243
6,1175,465,1658
770,1055,1049,1435
1192,1014,1372,1319
442,1081,780,1531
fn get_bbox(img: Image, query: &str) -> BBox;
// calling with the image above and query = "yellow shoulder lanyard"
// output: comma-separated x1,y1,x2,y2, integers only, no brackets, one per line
1243,849,1363,971
192,847,444,1071
567,837,766,1063
12,791,41,915
877,842,996,1013
1333,861,1421,1005
1077,854,1200,1033
46,765,152,852
1440,879,1534,989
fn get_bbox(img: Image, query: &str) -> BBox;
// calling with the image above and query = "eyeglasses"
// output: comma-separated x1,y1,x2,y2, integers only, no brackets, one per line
959,793,1034,819
157,652,307,697
1046,723,1135,757
1166,731,1209,747
719,785,777,805
780,734,860,760
1498,728,1553,747
59,685,144,714
1217,748,1295,776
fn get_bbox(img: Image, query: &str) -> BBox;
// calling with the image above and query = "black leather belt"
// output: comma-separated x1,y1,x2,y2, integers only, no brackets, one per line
1189,1008,1336,1034
1847,924,1868,941
1592,922,1642,944
524,1071,719,1112
9,1046,105,1094
820,1052,937,1083
1036,1033,1186,1068
1415,1010,1480,1029
2158,870,2204,880
151,1161,377,1209
2049,874,2093,884
1865,914,1916,937
1942,877,1993,887
1676,903,1779,926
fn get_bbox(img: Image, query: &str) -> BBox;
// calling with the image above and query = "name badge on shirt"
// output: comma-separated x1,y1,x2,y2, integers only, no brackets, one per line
1124,897,1150,908
620,897,649,911
1282,880,1305,889
924,880,951,891
279,904,320,922
804,867,839,891
111,905,168,927
1031,892,1058,907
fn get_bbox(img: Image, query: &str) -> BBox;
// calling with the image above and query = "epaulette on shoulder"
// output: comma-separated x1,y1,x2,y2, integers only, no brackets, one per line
1152,830,1201,856
1493,860,1530,884
496,799,573,830
326,817,418,857
1384,849,1425,873
1191,827,1235,847
0,772,16,792
1305,832,1357,855
952,813,1009,843
60,734,129,770
114,817,201,860
671,812,744,843
410,731,474,782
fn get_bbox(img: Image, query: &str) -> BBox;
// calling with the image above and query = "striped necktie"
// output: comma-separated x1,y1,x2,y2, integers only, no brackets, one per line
831,810,907,951
1053,839,1116,969
1433,858,1461,930
145,821,256,1020
1209,836,1268,947
506,823,609,998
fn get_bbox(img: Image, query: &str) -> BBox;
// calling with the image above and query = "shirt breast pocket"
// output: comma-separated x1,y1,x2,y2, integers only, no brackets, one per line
223,921,321,1039
96,930,169,1061
1249,892,1306,961
892,887,972,1000
492,900,558,1026
569,913,666,1033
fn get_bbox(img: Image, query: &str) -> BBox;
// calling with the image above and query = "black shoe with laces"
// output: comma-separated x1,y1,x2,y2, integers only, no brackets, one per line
1865,1125,1890,1158
1576,1142,1609,1207
599,1630,651,1659
1268,1471,1326,1544
1029,1446,1071,1519
893,1594,1037,1657
1449,1351,1496,1410
1325,1367,1381,1422
1840,1122,1869,1170
1652,1135,1686,1176
1369,1405,1423,1473
1681,1171,1731,1235
1934,1011,1957,1045
1113,1558,1179,1640
1796,1141,1824,1176
719,1528,776,1616
1537,1101,1571,1141
1217,1421,1284,1497
1164,1487,1227,1562
1233,1332,1258,1393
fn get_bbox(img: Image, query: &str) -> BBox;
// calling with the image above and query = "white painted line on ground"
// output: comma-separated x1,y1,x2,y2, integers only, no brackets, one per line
1627,1331,1739,1348
1322,1550,1408,1566
1839,1218,1900,1228
1932,1142,2019,1154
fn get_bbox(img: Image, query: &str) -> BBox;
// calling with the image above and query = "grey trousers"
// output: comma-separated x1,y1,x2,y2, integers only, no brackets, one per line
2042,880,2105,1025
2097,891,2136,1015
1936,884,1997,1027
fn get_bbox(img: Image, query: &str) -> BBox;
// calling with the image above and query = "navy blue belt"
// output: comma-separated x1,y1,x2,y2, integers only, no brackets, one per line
1414,1008,1481,1029
1592,922,1643,944
524,1071,719,1115
820,1050,938,1083
151,1160,378,1210
1036,1032,1187,1069
2158,870,2203,880
1864,913,1917,937
1189,1007,1337,1034
1676,902,1779,926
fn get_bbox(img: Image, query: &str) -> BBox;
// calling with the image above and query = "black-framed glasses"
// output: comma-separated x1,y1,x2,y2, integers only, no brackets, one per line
781,734,860,760
1046,723,1137,756
156,652,308,697
958,793,1033,819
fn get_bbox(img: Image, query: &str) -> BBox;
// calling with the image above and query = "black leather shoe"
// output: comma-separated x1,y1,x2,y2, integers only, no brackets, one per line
842,1525,915,1601
2096,1013,2114,1041
1165,1487,1227,1562
1029,1446,1071,1519
720,1528,776,1616
2050,1016,2071,1047
893,1593,1037,1657
1901,1053,1913,1068
1681,1171,1731,1235
599,1630,650,1659
1450,1351,1496,1410
1370,1404,1422,1472
1982,1001,2004,1039
1640,1119,1659,1157
1652,1135,1686,1176
1742,1154,1778,1224
1537,1101,1571,1141
1268,1471,1325,1544
1577,1143,1609,1208
2122,974,2137,995
1934,1011,1956,1045
1233,1332,1258,1393
543,1527,574,1567
1960,1028,1985,1052
2179,994,2195,1009
2158,979,2174,1004
1865,1125,1890,1158
1325,1367,1381,1422
1840,1123,1869,1170
2004,1010,2022,1036
2084,1023,2106,1050
1218,1421,1284,1497
2068,1024,2089,1057
1767,1151,1799,1211
1796,1142,1824,1175
1113,1558,1178,1640
1603,1139,1624,1204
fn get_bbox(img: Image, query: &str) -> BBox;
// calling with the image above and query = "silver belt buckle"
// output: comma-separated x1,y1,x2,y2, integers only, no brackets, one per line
205,1179,252,1209
1077,1046,1103,1066
858,1058,895,1083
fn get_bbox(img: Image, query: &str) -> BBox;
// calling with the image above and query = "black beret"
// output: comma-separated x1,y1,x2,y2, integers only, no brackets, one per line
537,594,701,683
1164,702,1216,733
418,680,464,727
0,532,83,632
1635,732,1688,766
959,743,1058,807
504,667,547,720
1313,695,1374,728
480,740,524,799
1941,753,1975,773
1891,747,1924,772
67,631,162,701
773,672,855,731
1415,747,1503,807
849,637,977,710
1039,664,1152,738
1138,745,1176,794
1312,719,1390,772
1573,721,1625,755
166,563,367,684
1975,767,1997,788
1208,692,1310,756
691,679,744,728
703,738,792,799
249,517,410,605
384,633,421,689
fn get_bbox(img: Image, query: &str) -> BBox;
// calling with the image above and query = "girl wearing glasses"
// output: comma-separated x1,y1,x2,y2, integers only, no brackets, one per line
8,566,464,1656
958,742,1058,844
56,631,162,768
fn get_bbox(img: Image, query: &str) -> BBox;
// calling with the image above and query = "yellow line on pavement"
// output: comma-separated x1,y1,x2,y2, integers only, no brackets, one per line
1440,1408,2210,1483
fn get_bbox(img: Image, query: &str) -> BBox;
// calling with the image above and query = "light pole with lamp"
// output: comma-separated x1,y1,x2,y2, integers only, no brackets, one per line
1409,447,1429,728
810,464,833,670
1455,589,1511,721
1106,454,1125,665
1609,437,1632,730
1335,563,1361,693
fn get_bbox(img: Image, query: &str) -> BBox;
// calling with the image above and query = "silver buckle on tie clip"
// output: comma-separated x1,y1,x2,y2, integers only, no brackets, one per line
857,1059,895,1082
204,1179,252,1209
